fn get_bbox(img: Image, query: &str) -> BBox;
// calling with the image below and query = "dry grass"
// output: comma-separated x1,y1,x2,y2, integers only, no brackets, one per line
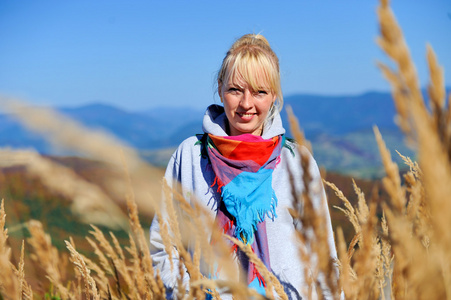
0,0,450,298
327,0,451,299
0,149,128,230
287,108,340,300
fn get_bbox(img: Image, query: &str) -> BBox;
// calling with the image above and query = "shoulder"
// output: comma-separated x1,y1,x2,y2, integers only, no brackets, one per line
283,138,315,160
165,135,204,177
168,135,202,167
171,135,203,160
280,139,321,178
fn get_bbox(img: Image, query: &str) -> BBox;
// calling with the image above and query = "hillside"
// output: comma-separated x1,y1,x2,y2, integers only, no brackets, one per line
0,90,430,178
0,155,379,258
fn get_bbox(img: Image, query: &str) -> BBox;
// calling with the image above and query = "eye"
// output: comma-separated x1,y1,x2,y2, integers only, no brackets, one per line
254,89,269,97
228,87,241,94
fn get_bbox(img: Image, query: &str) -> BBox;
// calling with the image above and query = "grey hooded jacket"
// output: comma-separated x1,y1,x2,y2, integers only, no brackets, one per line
149,104,337,299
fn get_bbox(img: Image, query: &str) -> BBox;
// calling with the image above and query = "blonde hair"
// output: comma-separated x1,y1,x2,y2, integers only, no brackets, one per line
217,34,283,123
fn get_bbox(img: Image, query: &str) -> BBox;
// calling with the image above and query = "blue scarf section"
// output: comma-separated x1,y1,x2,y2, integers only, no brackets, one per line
221,168,278,244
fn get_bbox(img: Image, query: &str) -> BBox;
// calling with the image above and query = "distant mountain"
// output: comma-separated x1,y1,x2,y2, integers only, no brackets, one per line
282,91,398,138
1,90,434,178
59,103,205,149
279,91,418,177
0,103,202,152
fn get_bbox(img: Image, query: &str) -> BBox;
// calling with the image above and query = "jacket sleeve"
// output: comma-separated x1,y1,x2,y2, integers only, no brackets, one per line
304,146,337,260
149,150,190,297
288,144,337,256
300,145,340,298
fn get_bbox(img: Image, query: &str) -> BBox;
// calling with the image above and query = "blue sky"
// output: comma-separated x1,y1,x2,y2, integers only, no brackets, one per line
0,0,450,111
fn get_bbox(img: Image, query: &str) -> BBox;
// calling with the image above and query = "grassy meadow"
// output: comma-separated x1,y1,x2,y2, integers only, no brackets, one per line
1,0,451,299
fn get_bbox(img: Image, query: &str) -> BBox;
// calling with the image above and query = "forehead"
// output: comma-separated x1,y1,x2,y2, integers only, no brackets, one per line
227,64,271,89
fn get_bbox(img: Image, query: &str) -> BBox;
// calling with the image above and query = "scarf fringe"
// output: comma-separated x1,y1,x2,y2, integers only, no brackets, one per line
211,175,225,193
230,191,278,244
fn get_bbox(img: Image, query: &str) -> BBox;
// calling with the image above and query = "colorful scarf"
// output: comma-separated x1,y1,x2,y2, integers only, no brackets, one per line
205,133,284,295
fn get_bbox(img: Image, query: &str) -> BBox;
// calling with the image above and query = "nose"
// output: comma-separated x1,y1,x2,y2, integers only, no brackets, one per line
240,89,253,109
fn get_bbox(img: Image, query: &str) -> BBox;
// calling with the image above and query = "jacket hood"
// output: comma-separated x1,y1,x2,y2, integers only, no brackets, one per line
202,104,285,139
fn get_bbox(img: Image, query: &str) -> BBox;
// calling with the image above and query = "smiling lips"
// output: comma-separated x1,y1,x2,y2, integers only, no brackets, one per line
236,112,256,121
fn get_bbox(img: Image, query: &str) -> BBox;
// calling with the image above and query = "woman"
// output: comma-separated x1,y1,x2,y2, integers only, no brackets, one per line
150,33,337,299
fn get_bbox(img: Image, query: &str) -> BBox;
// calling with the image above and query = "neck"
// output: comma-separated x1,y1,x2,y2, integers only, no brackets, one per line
226,121,264,137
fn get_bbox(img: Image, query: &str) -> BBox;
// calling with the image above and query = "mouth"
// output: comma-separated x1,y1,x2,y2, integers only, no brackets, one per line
236,112,256,118
236,112,256,121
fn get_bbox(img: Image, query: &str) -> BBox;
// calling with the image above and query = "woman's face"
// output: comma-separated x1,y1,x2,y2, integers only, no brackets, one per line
220,76,275,136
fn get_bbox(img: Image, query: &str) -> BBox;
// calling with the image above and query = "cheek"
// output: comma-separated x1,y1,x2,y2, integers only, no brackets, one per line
223,95,237,109
258,98,274,115
222,97,235,117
